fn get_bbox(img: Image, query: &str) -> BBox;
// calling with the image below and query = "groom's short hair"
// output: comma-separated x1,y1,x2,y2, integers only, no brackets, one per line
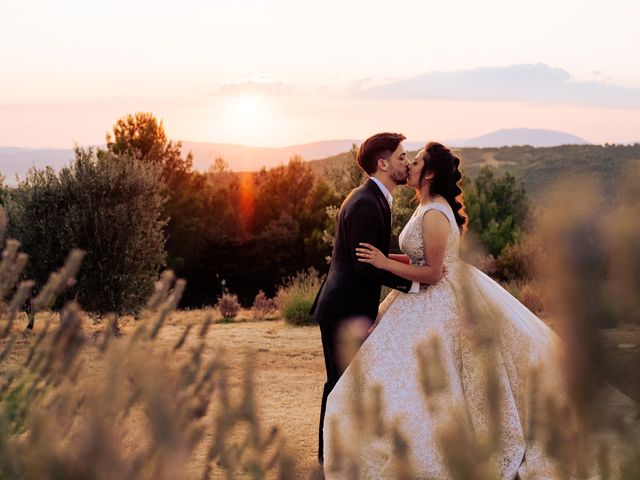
356,132,406,175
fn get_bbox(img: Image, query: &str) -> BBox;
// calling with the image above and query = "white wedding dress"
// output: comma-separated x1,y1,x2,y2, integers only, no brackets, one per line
323,202,566,479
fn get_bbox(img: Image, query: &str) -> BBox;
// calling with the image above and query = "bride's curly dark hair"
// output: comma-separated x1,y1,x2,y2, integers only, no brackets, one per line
421,142,467,233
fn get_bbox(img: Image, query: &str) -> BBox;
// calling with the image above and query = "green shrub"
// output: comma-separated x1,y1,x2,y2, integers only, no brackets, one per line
463,167,528,257
3,147,166,314
280,296,314,326
275,269,323,326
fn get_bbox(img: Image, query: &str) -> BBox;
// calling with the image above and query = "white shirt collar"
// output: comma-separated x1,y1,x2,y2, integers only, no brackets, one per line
370,176,393,207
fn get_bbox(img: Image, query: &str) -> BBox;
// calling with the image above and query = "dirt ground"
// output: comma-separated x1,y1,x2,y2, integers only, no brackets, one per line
2,310,639,479
171,314,328,477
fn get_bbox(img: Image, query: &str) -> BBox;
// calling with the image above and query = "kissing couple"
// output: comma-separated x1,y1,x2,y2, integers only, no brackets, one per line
311,132,584,479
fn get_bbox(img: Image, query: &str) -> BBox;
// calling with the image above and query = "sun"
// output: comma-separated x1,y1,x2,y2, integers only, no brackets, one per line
219,94,285,146
236,94,256,115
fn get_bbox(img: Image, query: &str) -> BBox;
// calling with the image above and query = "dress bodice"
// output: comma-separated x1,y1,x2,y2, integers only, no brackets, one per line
398,202,460,267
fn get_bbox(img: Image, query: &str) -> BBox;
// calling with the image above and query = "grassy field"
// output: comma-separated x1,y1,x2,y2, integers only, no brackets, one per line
1,309,639,479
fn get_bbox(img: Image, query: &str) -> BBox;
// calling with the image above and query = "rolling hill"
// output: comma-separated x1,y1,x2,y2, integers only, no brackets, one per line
308,143,640,198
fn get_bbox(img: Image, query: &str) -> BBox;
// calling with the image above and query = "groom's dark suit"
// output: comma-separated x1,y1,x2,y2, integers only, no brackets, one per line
311,178,412,462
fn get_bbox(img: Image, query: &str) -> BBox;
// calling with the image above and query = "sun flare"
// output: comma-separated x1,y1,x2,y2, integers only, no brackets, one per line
217,95,289,146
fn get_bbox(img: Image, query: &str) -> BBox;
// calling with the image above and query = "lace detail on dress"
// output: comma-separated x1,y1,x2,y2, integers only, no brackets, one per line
398,202,460,271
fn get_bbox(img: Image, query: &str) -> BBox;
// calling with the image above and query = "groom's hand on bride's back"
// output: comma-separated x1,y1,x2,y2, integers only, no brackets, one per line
355,242,389,269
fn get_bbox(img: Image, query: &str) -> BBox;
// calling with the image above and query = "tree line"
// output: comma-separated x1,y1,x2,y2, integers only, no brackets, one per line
2,113,533,314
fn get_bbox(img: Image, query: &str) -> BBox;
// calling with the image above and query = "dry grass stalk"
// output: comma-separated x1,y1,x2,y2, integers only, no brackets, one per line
0,249,290,479
2,173,640,479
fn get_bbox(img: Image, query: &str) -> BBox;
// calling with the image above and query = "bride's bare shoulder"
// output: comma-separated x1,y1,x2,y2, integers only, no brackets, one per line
431,195,450,208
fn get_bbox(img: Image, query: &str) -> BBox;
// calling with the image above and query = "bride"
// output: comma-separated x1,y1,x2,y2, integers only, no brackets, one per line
322,142,564,479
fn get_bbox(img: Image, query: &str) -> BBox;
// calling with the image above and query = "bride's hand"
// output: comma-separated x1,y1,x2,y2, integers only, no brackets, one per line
356,243,388,269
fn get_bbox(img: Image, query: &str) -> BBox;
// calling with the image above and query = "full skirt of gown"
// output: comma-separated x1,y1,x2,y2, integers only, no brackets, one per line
323,262,563,479
324,202,566,479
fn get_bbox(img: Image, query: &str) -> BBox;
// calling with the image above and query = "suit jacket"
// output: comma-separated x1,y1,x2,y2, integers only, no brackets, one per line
311,178,412,326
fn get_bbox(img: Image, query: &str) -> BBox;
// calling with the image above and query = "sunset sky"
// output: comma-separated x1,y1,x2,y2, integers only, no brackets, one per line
2,0,639,148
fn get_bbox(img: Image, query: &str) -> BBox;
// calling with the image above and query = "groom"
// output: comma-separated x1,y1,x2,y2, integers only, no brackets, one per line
311,132,418,463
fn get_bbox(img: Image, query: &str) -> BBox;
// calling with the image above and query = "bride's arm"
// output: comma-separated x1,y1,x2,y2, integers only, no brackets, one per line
356,210,449,284
389,254,411,265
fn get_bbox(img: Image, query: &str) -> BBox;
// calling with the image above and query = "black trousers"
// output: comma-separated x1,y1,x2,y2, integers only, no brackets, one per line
318,317,372,463
318,321,342,463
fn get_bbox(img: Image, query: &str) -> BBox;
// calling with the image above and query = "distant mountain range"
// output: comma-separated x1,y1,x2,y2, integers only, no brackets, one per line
0,147,80,185
448,128,588,148
0,129,599,184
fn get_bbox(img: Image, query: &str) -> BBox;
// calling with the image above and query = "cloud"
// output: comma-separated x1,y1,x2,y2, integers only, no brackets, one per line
206,74,297,97
356,64,640,109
